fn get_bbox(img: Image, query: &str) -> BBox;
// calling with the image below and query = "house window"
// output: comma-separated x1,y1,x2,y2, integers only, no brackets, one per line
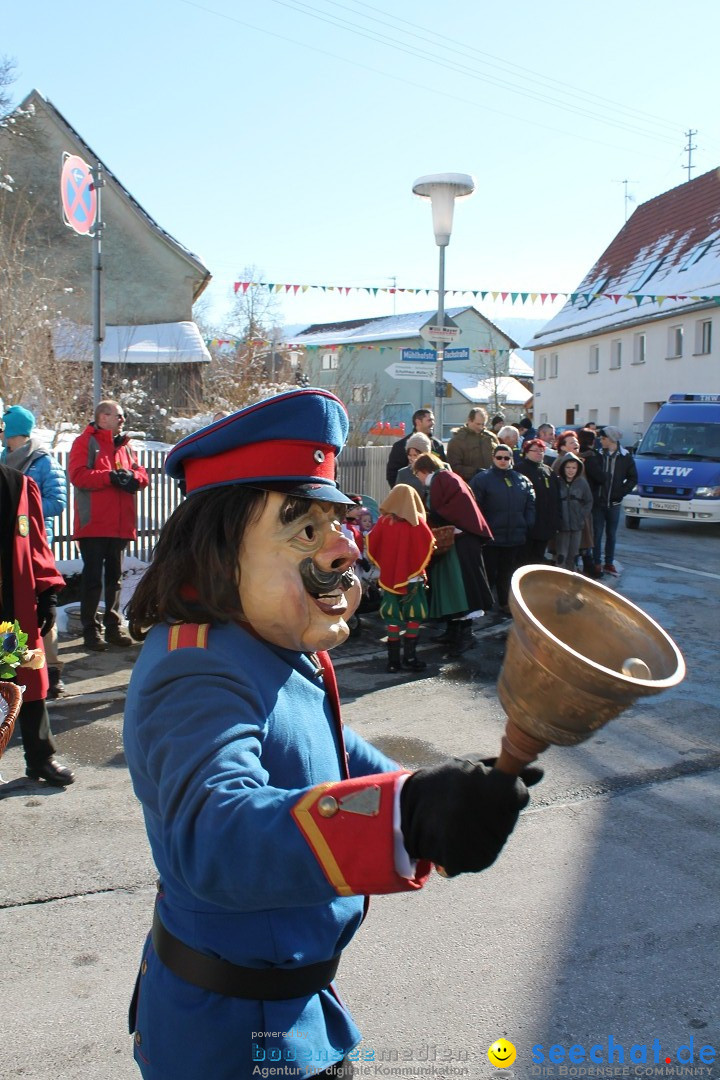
537,355,547,380
549,353,558,378
695,319,712,355
589,345,599,373
351,384,372,404
321,351,338,370
610,340,622,369
632,333,646,364
667,326,683,358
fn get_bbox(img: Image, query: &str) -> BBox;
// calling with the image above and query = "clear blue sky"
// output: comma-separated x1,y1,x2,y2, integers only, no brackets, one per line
4,0,720,334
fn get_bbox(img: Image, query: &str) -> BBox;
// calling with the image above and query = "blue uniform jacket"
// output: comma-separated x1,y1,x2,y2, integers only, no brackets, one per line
123,620,398,1080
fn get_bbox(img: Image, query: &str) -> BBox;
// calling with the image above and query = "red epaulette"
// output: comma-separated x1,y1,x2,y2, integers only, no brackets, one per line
292,771,432,896
167,623,210,651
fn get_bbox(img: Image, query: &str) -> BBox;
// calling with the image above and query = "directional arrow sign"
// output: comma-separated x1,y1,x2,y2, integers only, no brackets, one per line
385,363,435,381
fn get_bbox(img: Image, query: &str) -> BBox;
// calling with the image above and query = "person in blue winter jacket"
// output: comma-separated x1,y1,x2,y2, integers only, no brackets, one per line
122,389,541,1080
1,405,68,696
470,444,535,614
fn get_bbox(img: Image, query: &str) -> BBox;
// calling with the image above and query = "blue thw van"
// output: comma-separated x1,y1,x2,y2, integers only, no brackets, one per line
623,394,720,528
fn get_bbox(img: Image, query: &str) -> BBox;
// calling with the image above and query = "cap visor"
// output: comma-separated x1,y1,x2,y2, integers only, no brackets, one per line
250,480,355,506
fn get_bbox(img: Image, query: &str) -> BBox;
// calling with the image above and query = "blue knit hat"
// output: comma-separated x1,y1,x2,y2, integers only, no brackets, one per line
3,405,36,438
165,388,354,505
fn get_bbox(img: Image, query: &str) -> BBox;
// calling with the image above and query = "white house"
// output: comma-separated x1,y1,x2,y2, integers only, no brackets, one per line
528,168,720,441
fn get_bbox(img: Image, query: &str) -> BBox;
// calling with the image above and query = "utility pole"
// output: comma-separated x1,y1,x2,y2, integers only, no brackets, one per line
613,179,638,222
683,129,697,181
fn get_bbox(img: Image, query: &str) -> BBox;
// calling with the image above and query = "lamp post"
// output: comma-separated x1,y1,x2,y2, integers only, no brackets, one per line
412,172,475,440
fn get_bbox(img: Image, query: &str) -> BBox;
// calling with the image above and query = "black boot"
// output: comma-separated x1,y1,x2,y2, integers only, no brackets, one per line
402,636,427,672
447,619,474,657
433,620,455,644
47,666,66,699
386,640,402,673
581,552,595,577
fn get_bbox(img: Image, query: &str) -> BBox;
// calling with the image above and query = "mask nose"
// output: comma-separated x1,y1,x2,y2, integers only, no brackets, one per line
315,523,359,572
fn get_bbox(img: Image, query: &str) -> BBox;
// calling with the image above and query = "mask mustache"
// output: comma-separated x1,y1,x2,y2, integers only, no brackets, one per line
300,558,357,598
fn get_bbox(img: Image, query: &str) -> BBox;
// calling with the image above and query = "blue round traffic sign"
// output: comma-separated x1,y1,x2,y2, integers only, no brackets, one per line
60,154,97,235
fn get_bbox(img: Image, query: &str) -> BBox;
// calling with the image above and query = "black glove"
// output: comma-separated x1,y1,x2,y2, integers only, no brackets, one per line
400,757,543,877
36,589,58,637
110,469,142,493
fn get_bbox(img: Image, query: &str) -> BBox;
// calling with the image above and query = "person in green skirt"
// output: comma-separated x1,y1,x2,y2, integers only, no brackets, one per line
366,485,435,673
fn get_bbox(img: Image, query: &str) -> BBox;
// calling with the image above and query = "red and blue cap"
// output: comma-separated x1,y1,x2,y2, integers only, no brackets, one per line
165,388,355,505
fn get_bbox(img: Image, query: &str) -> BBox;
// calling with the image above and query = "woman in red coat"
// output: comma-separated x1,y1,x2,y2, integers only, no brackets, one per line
0,463,73,785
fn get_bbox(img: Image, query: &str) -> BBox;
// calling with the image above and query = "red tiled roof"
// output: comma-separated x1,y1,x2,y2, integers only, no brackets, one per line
580,167,720,288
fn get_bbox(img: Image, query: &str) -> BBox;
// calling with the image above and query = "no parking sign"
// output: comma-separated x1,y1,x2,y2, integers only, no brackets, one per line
60,153,97,235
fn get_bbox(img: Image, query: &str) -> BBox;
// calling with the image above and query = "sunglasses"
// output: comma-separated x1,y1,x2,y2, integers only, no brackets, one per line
494,455,512,461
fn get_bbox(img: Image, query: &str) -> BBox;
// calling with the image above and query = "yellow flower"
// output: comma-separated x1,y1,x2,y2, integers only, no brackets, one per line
0,622,13,634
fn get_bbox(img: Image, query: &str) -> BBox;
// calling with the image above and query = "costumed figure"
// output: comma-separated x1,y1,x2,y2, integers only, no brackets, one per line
0,464,72,785
366,484,435,673
412,452,494,657
122,388,540,1080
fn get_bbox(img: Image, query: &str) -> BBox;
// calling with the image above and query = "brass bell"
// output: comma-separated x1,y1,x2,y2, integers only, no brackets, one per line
494,566,685,774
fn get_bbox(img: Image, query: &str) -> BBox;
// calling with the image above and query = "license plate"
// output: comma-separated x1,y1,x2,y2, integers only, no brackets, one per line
648,500,681,512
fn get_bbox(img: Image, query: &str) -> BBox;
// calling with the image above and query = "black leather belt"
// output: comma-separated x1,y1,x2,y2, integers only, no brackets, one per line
151,908,341,1000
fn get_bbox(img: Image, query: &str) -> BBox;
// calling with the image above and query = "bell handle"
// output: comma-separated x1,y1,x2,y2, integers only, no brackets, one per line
494,718,549,776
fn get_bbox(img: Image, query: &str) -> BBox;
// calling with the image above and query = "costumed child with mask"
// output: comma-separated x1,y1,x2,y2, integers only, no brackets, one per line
366,484,435,674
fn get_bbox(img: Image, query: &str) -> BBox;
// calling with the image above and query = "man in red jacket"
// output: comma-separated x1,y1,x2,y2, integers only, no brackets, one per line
0,463,73,785
68,400,148,651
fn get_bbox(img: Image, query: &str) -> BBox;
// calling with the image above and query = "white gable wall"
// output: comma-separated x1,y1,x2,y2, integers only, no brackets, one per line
532,307,718,440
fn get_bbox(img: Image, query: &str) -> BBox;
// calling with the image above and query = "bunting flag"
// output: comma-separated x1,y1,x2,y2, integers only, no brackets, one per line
233,280,720,306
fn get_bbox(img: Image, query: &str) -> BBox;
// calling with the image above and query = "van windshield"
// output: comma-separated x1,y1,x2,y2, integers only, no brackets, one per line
638,420,720,462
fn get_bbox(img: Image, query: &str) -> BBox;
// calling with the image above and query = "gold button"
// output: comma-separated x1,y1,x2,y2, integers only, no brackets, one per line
134,1032,142,1045
317,795,339,818
141,960,148,975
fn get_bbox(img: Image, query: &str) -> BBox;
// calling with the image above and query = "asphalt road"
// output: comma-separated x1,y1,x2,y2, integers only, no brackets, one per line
1,516,718,1080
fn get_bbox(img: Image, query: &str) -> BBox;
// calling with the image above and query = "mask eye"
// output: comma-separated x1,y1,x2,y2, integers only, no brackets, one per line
302,522,315,541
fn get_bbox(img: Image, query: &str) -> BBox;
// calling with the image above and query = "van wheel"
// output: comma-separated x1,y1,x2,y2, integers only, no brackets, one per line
625,516,640,530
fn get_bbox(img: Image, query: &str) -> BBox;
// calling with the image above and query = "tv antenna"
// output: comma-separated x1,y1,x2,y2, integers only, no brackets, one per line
614,179,638,222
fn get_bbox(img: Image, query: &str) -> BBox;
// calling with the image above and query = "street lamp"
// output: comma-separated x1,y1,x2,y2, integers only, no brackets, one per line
412,172,475,440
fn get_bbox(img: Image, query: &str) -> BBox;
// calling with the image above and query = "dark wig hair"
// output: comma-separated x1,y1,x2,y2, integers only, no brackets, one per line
127,485,268,639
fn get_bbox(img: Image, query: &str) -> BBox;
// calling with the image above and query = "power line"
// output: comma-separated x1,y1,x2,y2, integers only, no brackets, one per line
175,0,682,157
266,0,680,145
322,0,683,137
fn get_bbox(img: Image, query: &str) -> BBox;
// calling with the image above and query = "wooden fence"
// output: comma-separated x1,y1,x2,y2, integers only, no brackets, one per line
51,444,392,562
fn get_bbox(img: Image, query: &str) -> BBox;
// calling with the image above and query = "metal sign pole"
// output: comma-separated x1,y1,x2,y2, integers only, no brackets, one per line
91,163,105,410
434,244,446,439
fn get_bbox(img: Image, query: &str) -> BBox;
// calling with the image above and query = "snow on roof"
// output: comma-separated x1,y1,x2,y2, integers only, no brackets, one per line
508,350,533,378
289,306,518,348
445,372,530,406
52,321,211,364
531,167,720,348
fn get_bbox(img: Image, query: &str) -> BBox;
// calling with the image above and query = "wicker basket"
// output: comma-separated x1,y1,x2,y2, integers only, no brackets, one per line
431,525,456,556
0,682,23,759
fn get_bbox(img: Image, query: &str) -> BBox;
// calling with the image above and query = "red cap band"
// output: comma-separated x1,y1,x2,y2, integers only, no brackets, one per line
183,438,337,494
